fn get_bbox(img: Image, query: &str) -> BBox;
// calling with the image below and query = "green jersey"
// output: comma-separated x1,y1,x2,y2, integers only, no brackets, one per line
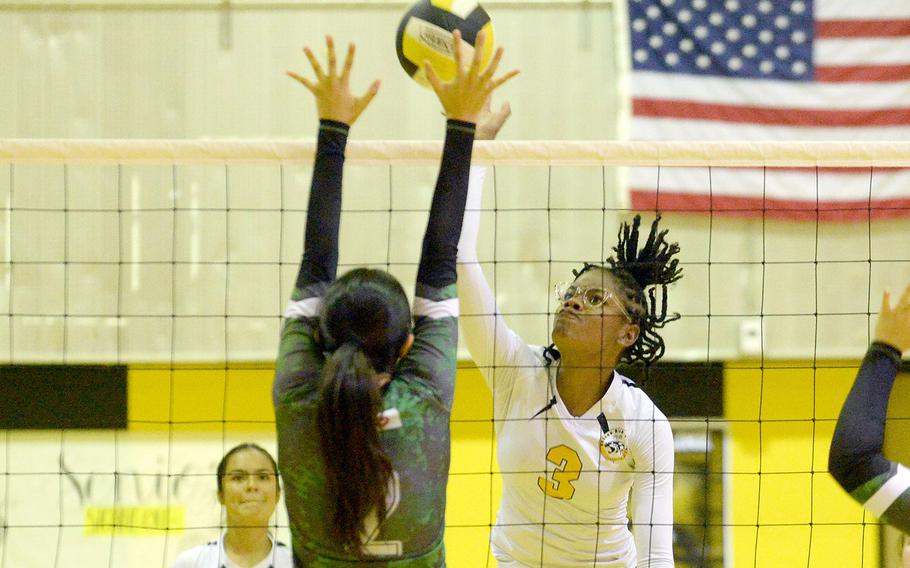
274,281,458,566
273,119,475,565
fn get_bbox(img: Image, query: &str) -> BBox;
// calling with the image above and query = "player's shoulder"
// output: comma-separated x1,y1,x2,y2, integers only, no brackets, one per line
170,540,220,567
501,343,556,390
414,282,458,318
614,371,668,421
510,344,555,383
273,540,294,567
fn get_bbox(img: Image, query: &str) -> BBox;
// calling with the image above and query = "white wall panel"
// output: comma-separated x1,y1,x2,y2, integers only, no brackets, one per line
3,4,910,363
1,4,618,139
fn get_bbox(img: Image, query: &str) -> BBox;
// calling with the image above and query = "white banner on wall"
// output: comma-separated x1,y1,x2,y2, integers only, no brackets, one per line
0,431,290,567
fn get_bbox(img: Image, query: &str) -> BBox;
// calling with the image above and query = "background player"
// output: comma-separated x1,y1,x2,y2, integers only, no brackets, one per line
171,443,291,568
457,163,680,566
830,284,910,534
274,32,517,565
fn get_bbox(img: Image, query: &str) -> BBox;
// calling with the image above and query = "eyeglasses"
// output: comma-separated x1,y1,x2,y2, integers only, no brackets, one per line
554,282,632,321
224,471,277,484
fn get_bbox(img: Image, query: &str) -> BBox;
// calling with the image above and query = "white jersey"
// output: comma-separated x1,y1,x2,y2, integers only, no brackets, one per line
456,168,675,568
170,534,292,568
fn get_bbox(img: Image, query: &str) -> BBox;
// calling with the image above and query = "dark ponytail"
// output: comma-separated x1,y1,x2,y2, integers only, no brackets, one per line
316,268,411,554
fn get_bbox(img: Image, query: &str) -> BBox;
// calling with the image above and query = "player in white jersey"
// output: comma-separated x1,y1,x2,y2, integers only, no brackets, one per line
171,444,292,568
171,534,292,568
457,128,680,566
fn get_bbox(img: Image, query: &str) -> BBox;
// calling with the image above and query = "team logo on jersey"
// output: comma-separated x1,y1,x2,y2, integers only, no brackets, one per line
599,427,628,462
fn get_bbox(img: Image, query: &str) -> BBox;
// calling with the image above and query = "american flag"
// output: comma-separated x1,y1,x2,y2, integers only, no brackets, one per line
627,0,910,220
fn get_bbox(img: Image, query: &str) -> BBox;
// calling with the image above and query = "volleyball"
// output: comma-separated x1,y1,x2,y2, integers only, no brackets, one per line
395,0,495,88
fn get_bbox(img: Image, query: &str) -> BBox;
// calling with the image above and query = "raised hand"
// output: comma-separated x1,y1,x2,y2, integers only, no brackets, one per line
287,36,381,126
424,30,519,125
476,98,512,141
874,283,910,353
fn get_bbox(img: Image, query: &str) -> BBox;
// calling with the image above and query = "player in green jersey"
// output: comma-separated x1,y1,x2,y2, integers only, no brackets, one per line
274,33,517,566
830,283,910,533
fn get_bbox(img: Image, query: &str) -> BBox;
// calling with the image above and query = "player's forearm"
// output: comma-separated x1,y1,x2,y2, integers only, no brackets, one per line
829,342,902,492
456,260,519,374
631,474,675,568
456,166,503,368
295,120,349,290
631,417,675,567
456,166,487,264
415,119,476,289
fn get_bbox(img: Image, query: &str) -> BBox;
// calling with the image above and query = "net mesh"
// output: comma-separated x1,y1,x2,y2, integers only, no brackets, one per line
2,140,910,567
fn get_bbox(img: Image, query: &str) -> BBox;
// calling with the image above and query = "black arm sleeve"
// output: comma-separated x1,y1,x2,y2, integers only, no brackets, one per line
415,119,476,289
295,120,350,289
829,341,903,492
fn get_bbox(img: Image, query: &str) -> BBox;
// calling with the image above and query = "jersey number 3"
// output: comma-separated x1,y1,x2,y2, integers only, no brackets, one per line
536,444,582,500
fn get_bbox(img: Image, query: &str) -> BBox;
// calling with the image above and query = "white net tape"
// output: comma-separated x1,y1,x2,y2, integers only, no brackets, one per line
5,139,910,166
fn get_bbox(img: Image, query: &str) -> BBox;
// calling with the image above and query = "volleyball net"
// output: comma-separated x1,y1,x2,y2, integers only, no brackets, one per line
2,139,910,567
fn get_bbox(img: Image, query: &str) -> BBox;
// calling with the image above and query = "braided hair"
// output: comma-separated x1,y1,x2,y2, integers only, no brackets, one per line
573,214,682,366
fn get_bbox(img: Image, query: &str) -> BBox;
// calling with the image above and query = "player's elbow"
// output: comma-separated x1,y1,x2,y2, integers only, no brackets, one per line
272,369,296,404
632,543,674,568
828,441,876,493
827,446,853,490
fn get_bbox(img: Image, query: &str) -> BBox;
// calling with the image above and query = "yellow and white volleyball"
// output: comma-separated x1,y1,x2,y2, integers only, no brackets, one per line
395,0,496,88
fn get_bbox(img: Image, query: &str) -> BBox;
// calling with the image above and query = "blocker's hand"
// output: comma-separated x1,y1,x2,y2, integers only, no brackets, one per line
424,30,519,125
476,97,512,141
287,36,381,126
874,283,910,354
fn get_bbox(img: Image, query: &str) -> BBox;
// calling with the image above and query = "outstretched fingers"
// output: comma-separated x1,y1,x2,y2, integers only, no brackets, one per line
340,42,355,85
898,282,910,311
303,46,325,80
427,29,519,123
882,289,893,317
286,70,315,93
476,42,518,97
479,45,503,83
358,80,381,109
452,29,466,80
488,68,520,92
290,36,379,126
468,30,486,77
326,35,338,77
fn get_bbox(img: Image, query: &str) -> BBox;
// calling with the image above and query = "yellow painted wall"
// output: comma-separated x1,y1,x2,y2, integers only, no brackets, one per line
127,362,501,566
128,363,278,433
446,365,501,567
128,361,895,567
724,361,880,568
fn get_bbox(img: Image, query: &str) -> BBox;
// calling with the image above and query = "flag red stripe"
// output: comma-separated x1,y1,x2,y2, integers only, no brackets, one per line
772,166,907,174
633,98,910,126
629,189,910,221
816,64,910,82
816,19,910,38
